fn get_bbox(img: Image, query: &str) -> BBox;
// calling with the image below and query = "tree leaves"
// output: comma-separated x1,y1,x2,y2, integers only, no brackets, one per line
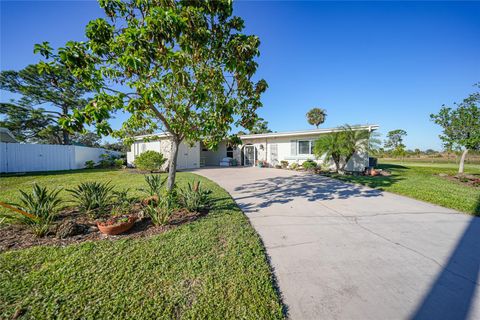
306,108,327,128
0,63,92,144
431,85,480,151
35,0,266,187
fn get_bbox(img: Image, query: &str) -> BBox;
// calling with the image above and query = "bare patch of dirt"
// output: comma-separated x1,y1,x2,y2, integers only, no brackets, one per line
0,207,208,252
439,173,480,188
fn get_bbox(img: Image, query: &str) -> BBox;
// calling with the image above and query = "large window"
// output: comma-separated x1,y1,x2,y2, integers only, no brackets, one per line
298,140,313,155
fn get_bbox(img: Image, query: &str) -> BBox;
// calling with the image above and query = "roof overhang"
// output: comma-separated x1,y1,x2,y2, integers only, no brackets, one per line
239,125,379,140
130,125,380,142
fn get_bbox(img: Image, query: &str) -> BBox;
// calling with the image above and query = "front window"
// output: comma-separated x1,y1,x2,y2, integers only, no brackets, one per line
226,146,233,158
298,140,313,155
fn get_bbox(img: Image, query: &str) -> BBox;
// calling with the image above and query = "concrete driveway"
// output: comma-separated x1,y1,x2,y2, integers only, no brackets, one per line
192,167,480,320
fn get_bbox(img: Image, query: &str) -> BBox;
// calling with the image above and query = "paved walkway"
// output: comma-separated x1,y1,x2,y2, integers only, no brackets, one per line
192,167,480,320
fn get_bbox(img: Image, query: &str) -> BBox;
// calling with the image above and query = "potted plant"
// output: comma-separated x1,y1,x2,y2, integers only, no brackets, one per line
257,160,267,168
97,201,136,235
97,215,136,235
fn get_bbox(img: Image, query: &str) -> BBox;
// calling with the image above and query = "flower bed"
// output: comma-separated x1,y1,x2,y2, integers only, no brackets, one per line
0,176,212,252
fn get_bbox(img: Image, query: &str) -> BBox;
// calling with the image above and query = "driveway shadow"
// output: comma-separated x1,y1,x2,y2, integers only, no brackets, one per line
411,214,480,320
233,174,383,209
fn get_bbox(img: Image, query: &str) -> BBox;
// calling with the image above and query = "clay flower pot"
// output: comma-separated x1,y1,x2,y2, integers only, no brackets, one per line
370,169,379,176
97,216,136,235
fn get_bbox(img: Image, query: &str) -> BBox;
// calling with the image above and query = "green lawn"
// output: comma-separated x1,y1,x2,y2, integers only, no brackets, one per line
0,170,284,319
332,161,480,215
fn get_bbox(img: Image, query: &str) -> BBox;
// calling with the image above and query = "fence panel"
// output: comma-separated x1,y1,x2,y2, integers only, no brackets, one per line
0,143,121,173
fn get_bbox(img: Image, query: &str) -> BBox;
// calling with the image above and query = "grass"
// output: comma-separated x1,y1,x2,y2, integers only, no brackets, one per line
378,156,480,165
332,161,480,216
0,169,284,319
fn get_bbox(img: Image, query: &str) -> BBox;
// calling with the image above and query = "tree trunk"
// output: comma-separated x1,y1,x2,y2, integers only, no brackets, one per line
61,105,70,145
62,129,70,145
332,155,341,173
458,149,469,175
167,137,180,191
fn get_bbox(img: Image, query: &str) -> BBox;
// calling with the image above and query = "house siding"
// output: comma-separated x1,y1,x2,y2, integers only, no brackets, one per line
127,126,375,172
237,135,368,171
128,138,200,170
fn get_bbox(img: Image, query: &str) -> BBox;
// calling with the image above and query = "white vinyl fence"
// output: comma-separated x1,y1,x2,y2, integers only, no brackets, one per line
0,143,121,173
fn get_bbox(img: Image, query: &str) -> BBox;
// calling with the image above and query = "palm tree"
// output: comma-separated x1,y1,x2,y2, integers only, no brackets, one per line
313,125,372,173
306,108,327,128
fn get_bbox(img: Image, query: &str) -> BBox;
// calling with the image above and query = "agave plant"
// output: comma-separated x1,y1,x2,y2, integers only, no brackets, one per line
178,181,211,212
0,183,62,237
144,191,177,226
67,181,114,218
139,175,166,197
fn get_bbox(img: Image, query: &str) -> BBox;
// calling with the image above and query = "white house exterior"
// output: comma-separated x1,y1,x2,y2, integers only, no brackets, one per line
127,125,379,172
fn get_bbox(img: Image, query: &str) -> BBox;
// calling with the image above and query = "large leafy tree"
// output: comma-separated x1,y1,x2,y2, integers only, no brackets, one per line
0,64,90,144
431,85,480,174
36,0,267,190
313,125,372,173
0,103,58,143
249,117,272,134
384,129,407,158
306,107,327,128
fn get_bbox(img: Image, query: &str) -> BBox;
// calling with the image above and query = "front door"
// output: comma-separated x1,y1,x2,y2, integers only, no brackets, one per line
244,145,255,166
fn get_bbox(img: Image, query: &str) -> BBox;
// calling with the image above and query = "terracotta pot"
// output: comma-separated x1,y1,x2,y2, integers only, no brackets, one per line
97,216,136,235
371,169,379,176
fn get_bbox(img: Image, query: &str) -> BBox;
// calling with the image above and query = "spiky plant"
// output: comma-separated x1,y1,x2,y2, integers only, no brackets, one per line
67,181,114,218
139,175,166,197
0,183,62,236
144,190,177,226
178,181,212,212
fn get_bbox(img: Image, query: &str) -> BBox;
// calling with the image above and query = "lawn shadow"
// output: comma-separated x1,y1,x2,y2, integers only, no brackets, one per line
232,174,387,211
0,168,122,178
378,163,410,170
410,214,480,319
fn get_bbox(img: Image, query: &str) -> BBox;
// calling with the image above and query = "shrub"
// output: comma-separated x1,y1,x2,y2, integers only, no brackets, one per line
85,160,96,169
67,181,114,218
97,153,124,168
99,153,115,168
140,175,166,197
144,191,177,226
302,160,317,170
178,181,212,212
275,164,282,169
134,151,167,172
289,162,299,170
0,184,62,237
114,158,124,168
280,160,289,169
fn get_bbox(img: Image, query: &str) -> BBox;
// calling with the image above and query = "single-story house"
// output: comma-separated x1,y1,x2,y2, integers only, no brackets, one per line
126,124,379,171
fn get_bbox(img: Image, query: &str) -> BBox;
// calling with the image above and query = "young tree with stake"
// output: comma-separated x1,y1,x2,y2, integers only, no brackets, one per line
36,0,267,191
431,85,480,174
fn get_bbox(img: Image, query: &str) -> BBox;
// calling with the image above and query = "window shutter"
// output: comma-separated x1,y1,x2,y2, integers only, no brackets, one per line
290,140,297,156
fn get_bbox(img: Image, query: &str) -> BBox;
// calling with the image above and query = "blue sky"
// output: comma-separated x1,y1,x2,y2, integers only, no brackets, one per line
1,1,479,150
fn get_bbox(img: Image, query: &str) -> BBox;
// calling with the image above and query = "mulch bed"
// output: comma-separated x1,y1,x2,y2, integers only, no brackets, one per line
0,207,208,253
439,173,480,187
